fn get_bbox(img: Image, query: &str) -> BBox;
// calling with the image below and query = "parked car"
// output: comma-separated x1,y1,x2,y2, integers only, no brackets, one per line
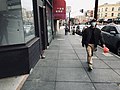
113,18,120,24
24,25,34,36
98,19,104,23
76,25,90,35
101,24,120,56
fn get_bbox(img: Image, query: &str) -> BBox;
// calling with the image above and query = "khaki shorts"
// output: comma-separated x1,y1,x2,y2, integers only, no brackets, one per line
86,44,95,57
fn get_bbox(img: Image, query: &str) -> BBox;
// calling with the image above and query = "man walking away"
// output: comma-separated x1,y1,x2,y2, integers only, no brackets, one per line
82,19,105,71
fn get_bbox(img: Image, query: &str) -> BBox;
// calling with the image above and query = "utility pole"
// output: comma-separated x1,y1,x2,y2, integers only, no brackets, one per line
68,11,70,32
66,6,71,32
94,0,98,20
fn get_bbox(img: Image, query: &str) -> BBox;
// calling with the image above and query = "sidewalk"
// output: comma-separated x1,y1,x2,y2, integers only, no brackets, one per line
21,27,120,90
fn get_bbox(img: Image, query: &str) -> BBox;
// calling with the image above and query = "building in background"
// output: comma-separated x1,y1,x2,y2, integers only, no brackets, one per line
98,2,120,19
73,10,94,24
74,16,86,24
85,10,94,19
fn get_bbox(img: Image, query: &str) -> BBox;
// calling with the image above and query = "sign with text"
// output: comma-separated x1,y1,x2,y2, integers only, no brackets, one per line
53,0,66,20
66,6,71,13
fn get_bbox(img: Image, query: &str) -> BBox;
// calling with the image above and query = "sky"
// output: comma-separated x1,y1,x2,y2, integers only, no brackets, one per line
65,0,120,17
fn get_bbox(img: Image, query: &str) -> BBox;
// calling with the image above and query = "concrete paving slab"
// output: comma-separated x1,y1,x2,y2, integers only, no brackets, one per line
59,44,72,47
27,67,56,82
92,60,110,69
74,49,86,54
81,60,110,69
56,82,95,90
114,69,120,76
21,80,55,90
77,54,87,60
59,47,73,50
57,59,79,61
44,50,59,55
88,69,120,82
80,58,100,61
36,59,57,67
102,53,114,56
57,38,65,40
47,46,59,50
59,53,78,60
95,53,119,60
59,49,75,54
56,68,91,82
45,53,58,59
104,61,120,69
72,45,83,49
58,60,82,68
94,83,120,90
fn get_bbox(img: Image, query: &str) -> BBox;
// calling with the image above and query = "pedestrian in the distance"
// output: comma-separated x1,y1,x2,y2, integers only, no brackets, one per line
65,25,69,35
82,19,105,71
72,25,75,35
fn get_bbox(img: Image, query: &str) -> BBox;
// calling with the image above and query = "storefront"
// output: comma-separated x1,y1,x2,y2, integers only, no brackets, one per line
53,0,66,20
53,0,66,32
0,0,48,78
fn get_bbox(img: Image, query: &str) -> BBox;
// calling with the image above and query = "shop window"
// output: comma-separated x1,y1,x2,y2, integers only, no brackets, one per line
21,0,35,42
0,0,24,46
0,0,35,46
46,5,52,43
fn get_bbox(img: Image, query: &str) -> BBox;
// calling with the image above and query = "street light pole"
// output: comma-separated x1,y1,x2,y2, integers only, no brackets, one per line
94,0,98,20
68,11,71,32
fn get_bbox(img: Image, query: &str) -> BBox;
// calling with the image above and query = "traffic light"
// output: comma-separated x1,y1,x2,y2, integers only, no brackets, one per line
80,9,83,13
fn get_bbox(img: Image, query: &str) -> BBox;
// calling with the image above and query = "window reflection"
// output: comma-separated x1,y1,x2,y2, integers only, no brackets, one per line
0,14,9,45
46,5,52,43
0,0,35,46
21,0,35,42
0,0,24,46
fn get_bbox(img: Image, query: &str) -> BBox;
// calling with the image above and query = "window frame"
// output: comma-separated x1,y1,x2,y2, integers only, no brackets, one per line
105,7,108,11
118,7,120,11
111,13,114,17
112,7,114,11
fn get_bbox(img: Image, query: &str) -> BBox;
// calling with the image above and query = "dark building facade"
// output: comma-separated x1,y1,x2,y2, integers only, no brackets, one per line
0,0,53,78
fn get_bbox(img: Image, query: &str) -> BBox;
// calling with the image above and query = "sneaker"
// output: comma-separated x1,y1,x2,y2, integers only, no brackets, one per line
88,63,93,71
41,55,45,59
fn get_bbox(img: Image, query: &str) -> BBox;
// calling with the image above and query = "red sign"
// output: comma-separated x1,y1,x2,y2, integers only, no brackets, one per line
53,0,66,20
